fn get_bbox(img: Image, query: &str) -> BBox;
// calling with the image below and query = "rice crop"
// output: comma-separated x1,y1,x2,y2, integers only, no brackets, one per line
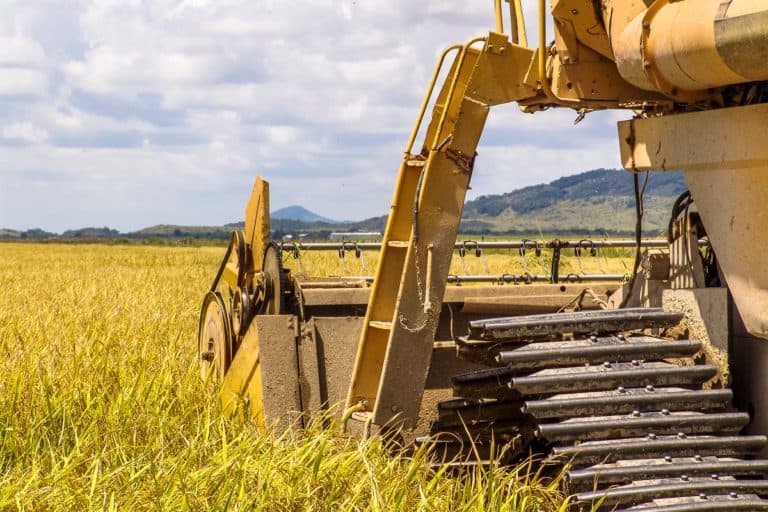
0,243,606,511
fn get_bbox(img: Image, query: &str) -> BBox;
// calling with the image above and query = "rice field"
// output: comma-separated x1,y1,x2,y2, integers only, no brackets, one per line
0,243,621,510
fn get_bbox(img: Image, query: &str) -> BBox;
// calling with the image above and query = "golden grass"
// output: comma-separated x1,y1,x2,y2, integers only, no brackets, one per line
0,243,594,511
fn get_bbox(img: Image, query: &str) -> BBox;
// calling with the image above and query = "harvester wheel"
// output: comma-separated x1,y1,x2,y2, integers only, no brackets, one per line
198,291,232,385
230,230,248,286
231,286,251,337
261,243,287,315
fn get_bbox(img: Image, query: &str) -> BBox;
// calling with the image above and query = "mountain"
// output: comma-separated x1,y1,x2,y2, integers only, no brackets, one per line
272,205,335,223
460,168,686,235
0,168,689,242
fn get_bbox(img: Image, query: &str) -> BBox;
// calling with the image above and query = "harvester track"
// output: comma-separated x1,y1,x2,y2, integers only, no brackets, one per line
424,308,768,511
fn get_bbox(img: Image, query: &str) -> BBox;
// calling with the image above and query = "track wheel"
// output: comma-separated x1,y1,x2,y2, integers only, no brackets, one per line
261,242,287,315
198,291,232,384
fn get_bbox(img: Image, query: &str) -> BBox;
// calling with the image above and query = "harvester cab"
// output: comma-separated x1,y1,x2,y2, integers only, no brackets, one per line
199,1,768,509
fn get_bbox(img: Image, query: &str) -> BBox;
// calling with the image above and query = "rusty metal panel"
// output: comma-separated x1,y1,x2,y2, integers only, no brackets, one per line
255,315,302,431
296,318,323,421
313,317,364,415
221,314,301,431
307,315,483,436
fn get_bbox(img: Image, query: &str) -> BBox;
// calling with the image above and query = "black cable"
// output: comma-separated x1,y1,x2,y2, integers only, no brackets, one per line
667,191,693,244
619,171,649,308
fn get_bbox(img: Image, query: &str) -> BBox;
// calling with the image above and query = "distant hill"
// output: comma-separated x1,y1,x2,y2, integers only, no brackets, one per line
272,205,335,223
1,168,689,242
460,168,686,235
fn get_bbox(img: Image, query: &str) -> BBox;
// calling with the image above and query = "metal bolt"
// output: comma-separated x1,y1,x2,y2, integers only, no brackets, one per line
590,334,598,342
699,493,707,500
678,432,687,439
631,359,640,366
632,410,641,417
646,384,655,392
661,409,670,416
201,351,215,362
391,405,398,413
644,60,651,69
730,492,738,499
694,454,703,462
711,474,719,480
617,333,625,340
647,433,657,440
664,456,673,462
681,474,689,481
570,8,578,15
618,386,626,393
603,361,612,368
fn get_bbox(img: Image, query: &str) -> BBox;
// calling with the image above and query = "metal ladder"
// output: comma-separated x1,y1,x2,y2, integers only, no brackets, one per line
344,32,539,433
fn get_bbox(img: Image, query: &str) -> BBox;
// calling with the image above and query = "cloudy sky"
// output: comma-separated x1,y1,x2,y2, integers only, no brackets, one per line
0,0,629,233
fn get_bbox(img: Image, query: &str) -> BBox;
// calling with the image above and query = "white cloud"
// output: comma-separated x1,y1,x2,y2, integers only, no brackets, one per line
0,1,624,232
2,122,48,143
0,35,45,65
0,67,48,96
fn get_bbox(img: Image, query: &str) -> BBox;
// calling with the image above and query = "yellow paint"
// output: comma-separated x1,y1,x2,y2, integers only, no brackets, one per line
221,322,265,426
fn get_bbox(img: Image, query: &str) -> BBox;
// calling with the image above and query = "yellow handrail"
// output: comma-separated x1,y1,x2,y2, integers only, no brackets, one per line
537,0,578,104
431,37,487,150
510,0,527,46
405,45,462,155
494,0,504,33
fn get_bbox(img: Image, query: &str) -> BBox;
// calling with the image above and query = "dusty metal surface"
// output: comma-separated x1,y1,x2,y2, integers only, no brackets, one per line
663,288,730,388
619,103,768,341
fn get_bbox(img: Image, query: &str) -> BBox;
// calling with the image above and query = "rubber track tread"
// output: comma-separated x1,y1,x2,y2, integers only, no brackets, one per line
430,308,768,511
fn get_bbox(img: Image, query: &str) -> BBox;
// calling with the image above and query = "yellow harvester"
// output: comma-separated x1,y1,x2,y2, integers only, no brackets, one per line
199,2,768,509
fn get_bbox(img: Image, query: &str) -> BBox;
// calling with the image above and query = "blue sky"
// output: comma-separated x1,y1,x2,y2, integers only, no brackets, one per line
0,0,628,233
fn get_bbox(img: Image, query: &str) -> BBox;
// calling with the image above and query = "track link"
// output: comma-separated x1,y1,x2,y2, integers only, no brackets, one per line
423,308,768,511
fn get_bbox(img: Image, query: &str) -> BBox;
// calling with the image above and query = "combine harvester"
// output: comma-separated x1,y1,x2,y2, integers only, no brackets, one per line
198,1,768,509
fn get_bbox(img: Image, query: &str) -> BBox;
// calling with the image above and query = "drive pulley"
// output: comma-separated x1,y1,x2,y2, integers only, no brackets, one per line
197,226,288,386
198,291,232,384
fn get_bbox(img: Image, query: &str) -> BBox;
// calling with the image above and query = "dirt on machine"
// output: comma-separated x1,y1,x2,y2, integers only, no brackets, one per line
198,1,768,510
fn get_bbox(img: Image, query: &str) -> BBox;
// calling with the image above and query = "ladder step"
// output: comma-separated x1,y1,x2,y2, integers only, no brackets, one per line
405,159,426,167
387,240,410,248
369,320,393,330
